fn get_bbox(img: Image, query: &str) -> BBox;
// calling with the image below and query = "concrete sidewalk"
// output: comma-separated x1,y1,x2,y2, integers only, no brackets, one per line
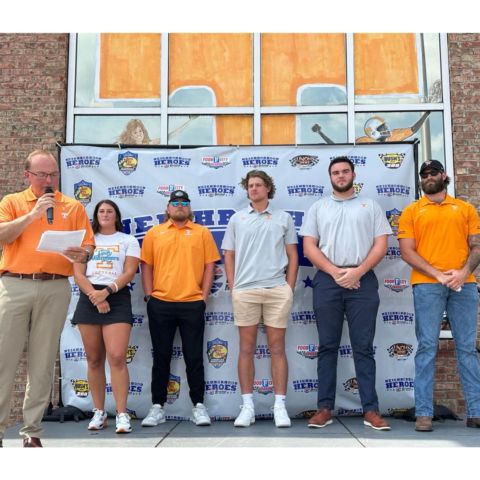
3,415,480,448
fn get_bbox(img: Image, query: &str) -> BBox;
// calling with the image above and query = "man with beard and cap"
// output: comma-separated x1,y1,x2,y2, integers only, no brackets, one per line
398,159,480,432
299,156,392,430
140,190,220,427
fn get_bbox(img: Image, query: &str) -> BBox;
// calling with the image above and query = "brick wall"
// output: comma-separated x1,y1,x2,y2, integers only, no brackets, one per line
0,33,69,426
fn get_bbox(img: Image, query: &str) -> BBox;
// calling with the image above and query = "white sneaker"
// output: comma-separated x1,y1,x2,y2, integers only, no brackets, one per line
234,405,255,427
141,404,166,427
191,403,211,426
115,412,132,433
88,408,108,430
273,404,291,428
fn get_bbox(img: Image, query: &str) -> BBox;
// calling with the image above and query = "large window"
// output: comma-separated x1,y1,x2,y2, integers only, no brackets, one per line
67,33,452,169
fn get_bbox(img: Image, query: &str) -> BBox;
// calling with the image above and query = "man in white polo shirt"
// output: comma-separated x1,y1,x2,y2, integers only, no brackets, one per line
222,170,298,428
300,156,392,431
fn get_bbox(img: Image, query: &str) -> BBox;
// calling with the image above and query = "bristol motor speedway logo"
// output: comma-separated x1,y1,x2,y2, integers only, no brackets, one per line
117,151,138,175
296,344,319,360
387,343,414,360
343,377,359,394
384,277,409,293
289,155,318,169
206,338,228,368
379,153,406,169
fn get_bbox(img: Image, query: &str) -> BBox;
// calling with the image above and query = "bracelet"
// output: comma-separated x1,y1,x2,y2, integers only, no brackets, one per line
112,281,119,293
105,286,114,295
144,295,151,302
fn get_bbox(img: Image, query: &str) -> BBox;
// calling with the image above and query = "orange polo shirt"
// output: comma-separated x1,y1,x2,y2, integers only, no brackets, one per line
398,194,480,285
0,187,95,276
141,219,220,302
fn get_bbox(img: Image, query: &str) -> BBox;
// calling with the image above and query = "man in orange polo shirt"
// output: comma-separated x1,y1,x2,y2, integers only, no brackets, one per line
140,190,220,427
398,159,480,432
0,149,95,448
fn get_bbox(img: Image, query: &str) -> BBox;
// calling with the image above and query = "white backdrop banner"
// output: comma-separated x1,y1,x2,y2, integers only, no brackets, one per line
59,143,417,421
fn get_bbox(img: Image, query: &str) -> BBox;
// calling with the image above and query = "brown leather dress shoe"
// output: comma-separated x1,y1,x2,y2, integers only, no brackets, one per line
308,408,333,428
466,417,480,428
363,411,391,430
415,416,433,432
23,437,43,448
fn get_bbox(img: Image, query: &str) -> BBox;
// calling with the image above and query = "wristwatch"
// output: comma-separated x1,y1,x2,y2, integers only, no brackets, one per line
106,286,114,295
144,295,151,302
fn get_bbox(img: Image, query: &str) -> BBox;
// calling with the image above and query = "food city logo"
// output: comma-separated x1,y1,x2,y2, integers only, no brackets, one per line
376,184,411,197
287,184,324,197
206,338,228,368
71,379,89,398
255,344,271,360
157,184,185,197
385,377,414,392
289,155,318,169
204,380,238,395
108,185,146,198
296,344,320,360
117,151,138,175
166,374,181,404
387,343,414,360
382,311,414,325
242,156,279,168
291,310,316,325
384,277,409,293
343,377,359,394
126,345,138,364
74,180,92,206
172,346,184,360
379,153,406,169
63,347,87,362
202,155,231,169
385,246,402,261
65,155,101,169
132,314,145,327
205,311,235,326
353,182,364,195
386,208,402,235
198,185,235,197
292,379,318,393
253,378,274,395
153,155,191,168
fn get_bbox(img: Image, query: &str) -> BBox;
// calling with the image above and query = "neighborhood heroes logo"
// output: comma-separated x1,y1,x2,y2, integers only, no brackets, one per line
172,346,183,360
385,246,401,260
205,311,234,326
74,180,92,206
338,344,353,358
287,185,324,197
108,185,146,198
198,185,235,197
386,208,402,235
384,277,409,293
206,338,228,368
157,184,185,197
296,344,319,360
65,156,101,169
292,379,318,393
132,314,145,327
167,374,181,404
154,156,191,168
343,377,359,394
329,155,367,167
205,380,238,395
385,377,414,392
376,184,411,197
289,155,319,170
253,379,274,395
202,156,231,169
255,344,271,360
387,343,414,360
291,310,316,325
379,153,406,169
71,379,89,398
126,345,138,364
117,151,138,175
105,381,143,395
382,311,414,325
243,156,279,168
63,347,86,362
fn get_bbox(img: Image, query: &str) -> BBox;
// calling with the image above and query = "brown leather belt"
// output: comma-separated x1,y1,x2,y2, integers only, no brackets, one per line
1,272,68,281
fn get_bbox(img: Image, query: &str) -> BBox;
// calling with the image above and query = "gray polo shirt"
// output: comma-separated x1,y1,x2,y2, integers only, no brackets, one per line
221,204,298,290
299,194,392,266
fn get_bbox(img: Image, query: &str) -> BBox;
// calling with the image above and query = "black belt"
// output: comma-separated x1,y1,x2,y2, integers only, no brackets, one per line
1,272,68,280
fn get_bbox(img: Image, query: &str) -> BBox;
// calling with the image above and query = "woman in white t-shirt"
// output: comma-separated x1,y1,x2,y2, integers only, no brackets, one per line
72,200,140,434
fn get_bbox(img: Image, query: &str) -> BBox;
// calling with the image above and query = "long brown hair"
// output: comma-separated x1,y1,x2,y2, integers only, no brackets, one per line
92,200,123,233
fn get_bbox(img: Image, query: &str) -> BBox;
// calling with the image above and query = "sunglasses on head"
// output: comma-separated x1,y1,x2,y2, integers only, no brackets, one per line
170,200,190,207
420,170,441,179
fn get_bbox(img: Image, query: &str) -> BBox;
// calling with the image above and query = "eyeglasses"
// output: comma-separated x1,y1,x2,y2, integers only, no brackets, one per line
27,171,60,179
170,200,190,207
420,170,441,179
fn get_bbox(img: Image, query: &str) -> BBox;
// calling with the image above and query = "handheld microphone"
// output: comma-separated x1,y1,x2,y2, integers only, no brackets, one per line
45,187,54,224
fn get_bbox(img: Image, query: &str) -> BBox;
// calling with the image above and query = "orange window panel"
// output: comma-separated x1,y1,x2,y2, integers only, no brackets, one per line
354,33,419,96
99,33,161,99
261,115,295,144
217,116,252,145
169,34,253,107
261,34,346,106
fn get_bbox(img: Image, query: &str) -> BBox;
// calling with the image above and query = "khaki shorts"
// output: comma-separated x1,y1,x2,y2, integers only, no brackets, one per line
231,283,293,328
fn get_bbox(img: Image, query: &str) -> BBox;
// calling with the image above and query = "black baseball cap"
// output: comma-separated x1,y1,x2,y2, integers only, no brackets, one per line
169,189,190,202
419,160,445,174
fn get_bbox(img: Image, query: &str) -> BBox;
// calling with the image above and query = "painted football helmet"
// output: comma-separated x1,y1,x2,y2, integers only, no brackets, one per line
364,116,391,141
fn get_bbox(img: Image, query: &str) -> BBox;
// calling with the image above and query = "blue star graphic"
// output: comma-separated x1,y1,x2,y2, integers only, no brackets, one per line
302,276,313,288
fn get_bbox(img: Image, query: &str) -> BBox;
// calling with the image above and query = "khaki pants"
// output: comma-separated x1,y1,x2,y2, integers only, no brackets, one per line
0,276,71,440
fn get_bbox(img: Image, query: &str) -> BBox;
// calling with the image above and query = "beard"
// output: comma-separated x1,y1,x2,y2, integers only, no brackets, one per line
332,178,354,193
421,176,445,194
168,209,190,222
